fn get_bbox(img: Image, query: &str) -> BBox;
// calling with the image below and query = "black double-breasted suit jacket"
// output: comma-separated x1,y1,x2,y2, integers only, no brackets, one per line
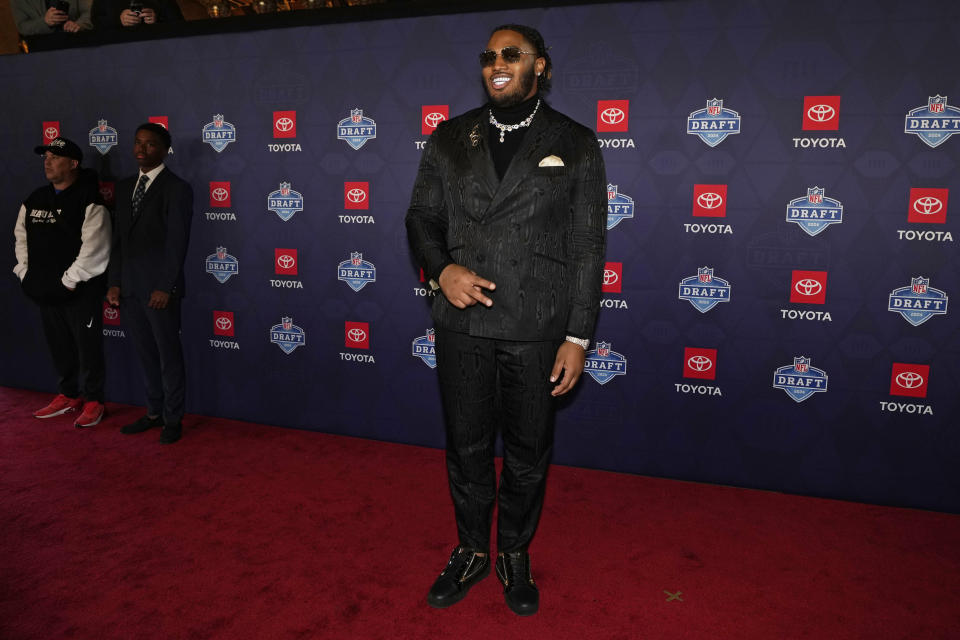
406,102,607,342
107,166,193,299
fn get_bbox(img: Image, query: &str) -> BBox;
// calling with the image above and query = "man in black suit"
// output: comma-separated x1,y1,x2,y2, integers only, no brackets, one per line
406,24,607,616
106,123,192,444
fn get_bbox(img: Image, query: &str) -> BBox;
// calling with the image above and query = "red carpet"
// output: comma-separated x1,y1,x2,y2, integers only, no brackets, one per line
1,386,957,639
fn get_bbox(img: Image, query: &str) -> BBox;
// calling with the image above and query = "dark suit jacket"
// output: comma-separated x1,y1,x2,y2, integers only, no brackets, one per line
406,102,607,342
107,166,193,299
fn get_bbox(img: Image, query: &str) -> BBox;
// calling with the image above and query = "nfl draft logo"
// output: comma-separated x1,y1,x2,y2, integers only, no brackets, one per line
202,114,237,152
205,246,239,283
337,108,376,150
606,184,634,230
270,317,306,354
904,96,960,148
584,341,628,385
888,276,948,326
267,182,304,221
42,121,60,144
786,187,843,236
411,328,436,368
773,356,828,403
687,98,741,147
337,252,376,292
678,267,731,313
88,119,118,155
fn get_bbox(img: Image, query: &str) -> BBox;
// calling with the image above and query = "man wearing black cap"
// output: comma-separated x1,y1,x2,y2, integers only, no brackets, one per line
14,137,111,428
406,24,606,615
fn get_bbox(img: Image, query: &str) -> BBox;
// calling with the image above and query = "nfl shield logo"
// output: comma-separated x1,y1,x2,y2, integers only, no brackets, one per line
795,357,809,373
216,246,227,260
351,252,363,266
98,120,108,132
698,267,713,283
351,109,363,123
426,329,435,342
214,114,224,127
607,186,617,199
808,187,824,204
707,99,723,116
912,277,929,294
597,342,610,357
282,317,292,330
930,96,946,113
280,183,291,196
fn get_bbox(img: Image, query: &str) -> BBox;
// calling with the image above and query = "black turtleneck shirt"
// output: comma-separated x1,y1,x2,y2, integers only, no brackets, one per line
487,94,540,180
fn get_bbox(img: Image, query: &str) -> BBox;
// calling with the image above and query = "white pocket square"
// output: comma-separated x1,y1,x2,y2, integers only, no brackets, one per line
538,155,564,167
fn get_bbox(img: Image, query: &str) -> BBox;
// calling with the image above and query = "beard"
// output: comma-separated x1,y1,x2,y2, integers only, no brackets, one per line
484,64,537,108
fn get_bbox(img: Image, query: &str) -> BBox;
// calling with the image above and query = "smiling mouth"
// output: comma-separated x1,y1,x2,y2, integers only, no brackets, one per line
491,74,511,89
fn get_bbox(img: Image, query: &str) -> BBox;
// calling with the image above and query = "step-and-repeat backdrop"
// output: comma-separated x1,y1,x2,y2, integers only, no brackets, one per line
2,0,957,511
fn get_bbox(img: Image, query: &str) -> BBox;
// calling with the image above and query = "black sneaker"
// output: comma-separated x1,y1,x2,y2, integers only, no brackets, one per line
120,414,163,434
496,550,539,616
426,546,490,608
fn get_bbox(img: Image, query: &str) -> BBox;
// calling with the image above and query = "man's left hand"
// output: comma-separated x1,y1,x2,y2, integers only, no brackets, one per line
148,290,170,309
549,341,586,396
63,20,81,32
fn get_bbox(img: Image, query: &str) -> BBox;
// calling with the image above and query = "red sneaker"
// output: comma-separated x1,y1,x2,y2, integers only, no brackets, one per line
74,401,105,428
33,394,83,419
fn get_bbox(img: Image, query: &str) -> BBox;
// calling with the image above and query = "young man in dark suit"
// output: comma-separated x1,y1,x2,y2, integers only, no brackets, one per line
406,24,607,615
106,123,193,444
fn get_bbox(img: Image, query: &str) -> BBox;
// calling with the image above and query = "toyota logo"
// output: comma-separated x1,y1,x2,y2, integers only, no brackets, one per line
687,355,713,372
346,188,367,203
275,117,294,132
697,192,723,209
424,112,446,128
600,107,625,125
347,328,367,343
602,270,619,285
795,279,822,296
895,371,924,389
103,307,119,320
215,317,232,331
44,127,59,141
99,186,113,199
913,197,943,215
211,187,229,202
807,104,836,122
276,254,295,269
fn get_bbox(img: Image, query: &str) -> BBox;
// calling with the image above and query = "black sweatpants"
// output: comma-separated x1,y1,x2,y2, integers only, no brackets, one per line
39,293,105,402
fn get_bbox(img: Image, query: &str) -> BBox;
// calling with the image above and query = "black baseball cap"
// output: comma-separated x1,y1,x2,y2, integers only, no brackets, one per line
34,136,83,162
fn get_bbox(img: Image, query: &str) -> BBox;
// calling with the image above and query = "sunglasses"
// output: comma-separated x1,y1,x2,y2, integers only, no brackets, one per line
479,46,538,67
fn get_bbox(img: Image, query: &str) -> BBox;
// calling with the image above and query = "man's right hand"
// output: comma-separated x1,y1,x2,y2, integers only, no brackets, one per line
106,286,121,306
119,9,141,26
438,264,496,309
44,7,68,25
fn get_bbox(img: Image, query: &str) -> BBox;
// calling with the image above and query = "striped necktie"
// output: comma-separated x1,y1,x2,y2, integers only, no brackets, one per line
132,174,149,218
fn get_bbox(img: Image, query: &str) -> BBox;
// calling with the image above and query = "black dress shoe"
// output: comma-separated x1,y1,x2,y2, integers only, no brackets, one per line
426,546,490,608
120,414,163,434
159,422,182,444
496,550,539,616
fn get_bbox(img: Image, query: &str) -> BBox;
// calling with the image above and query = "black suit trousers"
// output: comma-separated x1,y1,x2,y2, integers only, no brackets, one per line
122,295,185,424
434,328,561,553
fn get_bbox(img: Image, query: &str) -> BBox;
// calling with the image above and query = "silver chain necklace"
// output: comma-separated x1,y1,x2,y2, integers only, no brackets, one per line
488,99,541,143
